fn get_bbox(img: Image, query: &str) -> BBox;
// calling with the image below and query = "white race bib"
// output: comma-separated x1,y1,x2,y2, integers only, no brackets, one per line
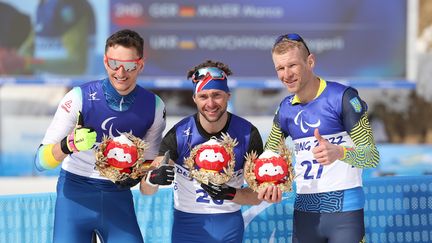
293,131,362,194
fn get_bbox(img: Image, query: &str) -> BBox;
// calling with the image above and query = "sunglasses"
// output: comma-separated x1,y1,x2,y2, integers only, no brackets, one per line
106,57,142,72
274,33,310,55
191,67,227,83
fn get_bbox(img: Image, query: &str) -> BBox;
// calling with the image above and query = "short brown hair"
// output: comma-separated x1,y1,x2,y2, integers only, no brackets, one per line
105,29,144,58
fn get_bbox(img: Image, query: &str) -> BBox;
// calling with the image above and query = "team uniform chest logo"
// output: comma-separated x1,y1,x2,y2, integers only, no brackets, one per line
101,116,133,138
294,110,321,133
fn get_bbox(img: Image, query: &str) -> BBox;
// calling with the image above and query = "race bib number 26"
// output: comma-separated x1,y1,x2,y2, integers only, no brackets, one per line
195,189,224,205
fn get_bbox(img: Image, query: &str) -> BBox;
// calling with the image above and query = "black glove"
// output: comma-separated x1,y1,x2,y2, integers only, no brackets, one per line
201,182,236,200
147,165,175,186
115,176,142,189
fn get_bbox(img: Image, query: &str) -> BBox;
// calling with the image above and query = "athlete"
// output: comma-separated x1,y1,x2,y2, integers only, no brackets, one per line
140,60,264,243
34,29,166,243
0,2,32,74
19,0,96,75
258,33,380,243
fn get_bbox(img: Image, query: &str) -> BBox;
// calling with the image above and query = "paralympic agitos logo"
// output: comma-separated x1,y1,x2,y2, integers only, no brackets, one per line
294,110,320,133
101,117,132,138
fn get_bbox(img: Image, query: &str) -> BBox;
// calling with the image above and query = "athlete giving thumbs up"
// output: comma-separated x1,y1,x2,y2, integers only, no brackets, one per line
258,33,380,243
34,29,166,243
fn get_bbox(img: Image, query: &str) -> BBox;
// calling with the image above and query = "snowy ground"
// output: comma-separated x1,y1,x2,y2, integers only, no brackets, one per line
0,177,140,195
0,177,57,195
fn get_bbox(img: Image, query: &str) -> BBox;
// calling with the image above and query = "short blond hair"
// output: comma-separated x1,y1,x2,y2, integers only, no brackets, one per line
272,39,309,59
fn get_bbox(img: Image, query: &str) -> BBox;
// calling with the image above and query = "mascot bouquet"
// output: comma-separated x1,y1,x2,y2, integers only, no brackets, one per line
95,133,150,183
184,133,237,185
244,143,293,192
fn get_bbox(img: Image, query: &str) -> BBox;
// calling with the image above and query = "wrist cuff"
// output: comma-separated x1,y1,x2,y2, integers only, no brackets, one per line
60,136,73,154
341,146,347,160
67,133,78,152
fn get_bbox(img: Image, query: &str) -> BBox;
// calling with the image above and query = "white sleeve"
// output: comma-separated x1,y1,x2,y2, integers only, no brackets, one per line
41,87,83,144
142,95,166,160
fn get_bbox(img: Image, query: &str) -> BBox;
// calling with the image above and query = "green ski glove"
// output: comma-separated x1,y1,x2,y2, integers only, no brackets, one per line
61,111,97,154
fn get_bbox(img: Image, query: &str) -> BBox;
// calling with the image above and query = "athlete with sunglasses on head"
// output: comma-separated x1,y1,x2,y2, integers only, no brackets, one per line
140,60,264,243
34,29,166,242
258,33,380,243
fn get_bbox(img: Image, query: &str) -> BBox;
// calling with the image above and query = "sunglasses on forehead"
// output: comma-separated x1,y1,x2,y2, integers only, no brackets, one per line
191,67,227,83
274,33,310,55
106,57,142,72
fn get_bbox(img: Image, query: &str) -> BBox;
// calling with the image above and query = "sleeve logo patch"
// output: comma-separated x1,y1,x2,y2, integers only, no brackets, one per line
349,97,362,113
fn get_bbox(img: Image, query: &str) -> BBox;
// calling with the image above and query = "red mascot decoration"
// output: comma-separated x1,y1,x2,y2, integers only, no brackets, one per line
254,150,289,184
194,139,231,172
103,134,138,173
244,149,293,192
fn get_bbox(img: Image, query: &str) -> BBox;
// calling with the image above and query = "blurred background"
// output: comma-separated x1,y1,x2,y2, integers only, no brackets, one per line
0,0,431,193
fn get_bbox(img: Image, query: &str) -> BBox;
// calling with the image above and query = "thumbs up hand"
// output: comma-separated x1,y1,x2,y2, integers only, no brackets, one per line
311,128,344,165
60,111,97,154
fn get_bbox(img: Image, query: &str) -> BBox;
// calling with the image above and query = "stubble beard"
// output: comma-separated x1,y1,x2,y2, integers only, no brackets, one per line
199,107,226,124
